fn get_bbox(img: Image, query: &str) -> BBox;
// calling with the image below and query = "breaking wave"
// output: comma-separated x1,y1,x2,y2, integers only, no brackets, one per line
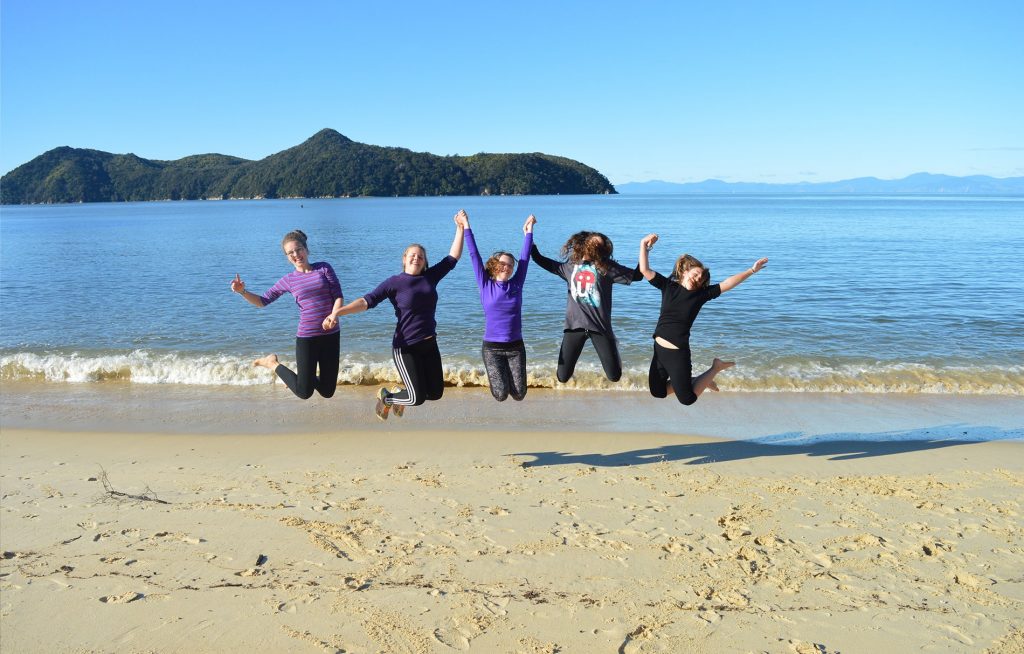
1,350,1022,395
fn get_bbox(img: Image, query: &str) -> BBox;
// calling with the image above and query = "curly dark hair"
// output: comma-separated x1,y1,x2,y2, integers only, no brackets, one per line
484,251,516,279
560,231,614,274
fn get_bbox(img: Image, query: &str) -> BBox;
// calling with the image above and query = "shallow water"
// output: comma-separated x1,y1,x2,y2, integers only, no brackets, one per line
2,194,1022,393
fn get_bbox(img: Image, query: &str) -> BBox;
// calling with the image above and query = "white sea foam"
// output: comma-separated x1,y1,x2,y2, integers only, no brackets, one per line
1,350,1022,395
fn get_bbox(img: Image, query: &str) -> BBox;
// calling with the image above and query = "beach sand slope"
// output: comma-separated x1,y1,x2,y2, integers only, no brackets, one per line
2,423,1022,653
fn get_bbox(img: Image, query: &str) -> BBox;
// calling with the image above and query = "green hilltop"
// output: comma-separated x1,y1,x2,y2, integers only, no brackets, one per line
0,129,616,204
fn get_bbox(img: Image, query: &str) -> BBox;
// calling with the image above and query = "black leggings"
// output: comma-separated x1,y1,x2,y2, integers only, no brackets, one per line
557,329,622,383
482,340,527,402
388,337,444,407
648,342,697,405
275,331,340,400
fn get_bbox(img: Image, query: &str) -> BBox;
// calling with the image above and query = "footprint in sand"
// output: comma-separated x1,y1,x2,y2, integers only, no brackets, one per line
99,592,143,604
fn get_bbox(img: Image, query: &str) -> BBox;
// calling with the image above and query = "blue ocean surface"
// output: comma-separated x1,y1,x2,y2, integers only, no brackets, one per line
1,194,1022,394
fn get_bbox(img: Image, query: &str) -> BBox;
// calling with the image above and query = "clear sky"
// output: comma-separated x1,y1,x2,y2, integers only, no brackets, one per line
2,0,1022,184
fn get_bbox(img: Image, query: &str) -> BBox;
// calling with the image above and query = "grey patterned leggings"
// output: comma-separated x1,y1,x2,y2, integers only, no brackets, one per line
481,340,528,402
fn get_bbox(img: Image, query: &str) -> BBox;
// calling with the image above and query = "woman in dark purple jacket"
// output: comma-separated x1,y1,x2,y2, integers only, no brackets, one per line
332,212,466,420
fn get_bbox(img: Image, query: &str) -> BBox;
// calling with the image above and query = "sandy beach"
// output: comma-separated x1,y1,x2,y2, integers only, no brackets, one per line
2,386,1023,653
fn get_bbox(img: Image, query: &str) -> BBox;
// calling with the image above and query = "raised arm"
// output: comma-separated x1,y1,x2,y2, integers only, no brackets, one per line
719,257,769,293
638,234,658,281
508,215,536,285
463,222,486,288
231,273,266,307
529,239,561,275
450,209,468,260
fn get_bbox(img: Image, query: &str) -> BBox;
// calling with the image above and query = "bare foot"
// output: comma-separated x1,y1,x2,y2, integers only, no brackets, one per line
253,354,279,370
712,358,735,372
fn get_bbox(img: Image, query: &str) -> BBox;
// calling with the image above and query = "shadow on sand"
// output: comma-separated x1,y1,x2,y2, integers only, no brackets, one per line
512,424,1023,468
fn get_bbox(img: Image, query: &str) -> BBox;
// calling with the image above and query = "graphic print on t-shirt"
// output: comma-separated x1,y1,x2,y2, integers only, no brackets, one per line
570,263,600,307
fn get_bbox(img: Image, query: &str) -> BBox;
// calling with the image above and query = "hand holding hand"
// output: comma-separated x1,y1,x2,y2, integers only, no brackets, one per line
750,257,768,273
322,314,338,331
231,273,246,294
641,234,659,251
454,209,469,229
523,214,537,234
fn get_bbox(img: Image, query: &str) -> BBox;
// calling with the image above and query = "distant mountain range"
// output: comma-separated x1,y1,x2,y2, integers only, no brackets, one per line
0,129,616,204
616,173,1024,195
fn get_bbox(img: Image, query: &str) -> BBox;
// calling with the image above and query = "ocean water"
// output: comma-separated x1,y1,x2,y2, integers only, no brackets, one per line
1,195,1022,394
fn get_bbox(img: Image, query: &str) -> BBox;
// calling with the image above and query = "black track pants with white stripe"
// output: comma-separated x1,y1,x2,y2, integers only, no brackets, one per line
388,337,444,407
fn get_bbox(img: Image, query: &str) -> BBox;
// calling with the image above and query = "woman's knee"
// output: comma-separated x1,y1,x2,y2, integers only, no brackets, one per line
675,391,698,406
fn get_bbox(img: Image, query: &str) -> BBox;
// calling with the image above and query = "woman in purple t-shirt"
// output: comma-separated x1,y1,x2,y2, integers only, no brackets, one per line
231,229,344,400
331,211,466,420
464,212,535,402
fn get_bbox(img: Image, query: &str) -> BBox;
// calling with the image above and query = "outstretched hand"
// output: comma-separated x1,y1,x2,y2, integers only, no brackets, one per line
751,257,769,273
454,209,470,229
523,214,537,234
641,233,659,251
230,273,245,294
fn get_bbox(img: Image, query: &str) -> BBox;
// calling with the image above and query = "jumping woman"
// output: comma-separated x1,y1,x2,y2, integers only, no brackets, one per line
330,211,466,420
464,212,536,401
531,230,642,383
231,229,344,400
638,233,767,404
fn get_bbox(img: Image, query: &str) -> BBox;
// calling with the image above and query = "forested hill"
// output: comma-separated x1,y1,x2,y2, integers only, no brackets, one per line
0,129,616,204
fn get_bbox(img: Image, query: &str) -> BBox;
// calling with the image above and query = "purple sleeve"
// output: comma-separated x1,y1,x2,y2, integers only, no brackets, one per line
464,229,487,289
512,232,532,287
321,262,343,300
259,275,290,305
363,278,393,310
425,255,457,285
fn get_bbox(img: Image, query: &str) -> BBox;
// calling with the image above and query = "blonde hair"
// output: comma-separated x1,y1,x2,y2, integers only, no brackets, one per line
403,243,429,270
672,254,710,288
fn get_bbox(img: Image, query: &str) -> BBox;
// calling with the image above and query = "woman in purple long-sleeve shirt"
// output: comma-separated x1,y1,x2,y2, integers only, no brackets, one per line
230,229,344,400
464,213,536,401
331,211,466,420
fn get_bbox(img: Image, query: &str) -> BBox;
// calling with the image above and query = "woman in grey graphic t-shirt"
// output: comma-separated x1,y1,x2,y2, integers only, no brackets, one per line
530,230,642,383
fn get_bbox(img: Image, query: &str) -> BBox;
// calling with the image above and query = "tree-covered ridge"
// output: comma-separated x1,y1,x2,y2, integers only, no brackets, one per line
0,129,615,204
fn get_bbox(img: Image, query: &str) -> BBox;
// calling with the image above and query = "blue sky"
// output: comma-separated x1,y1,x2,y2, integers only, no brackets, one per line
2,0,1022,183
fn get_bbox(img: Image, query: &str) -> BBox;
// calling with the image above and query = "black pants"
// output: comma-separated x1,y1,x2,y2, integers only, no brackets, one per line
388,337,444,407
648,342,697,405
275,331,340,400
557,329,622,383
482,340,527,402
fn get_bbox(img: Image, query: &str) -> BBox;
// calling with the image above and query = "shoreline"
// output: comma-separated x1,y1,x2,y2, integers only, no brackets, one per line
2,382,1022,441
